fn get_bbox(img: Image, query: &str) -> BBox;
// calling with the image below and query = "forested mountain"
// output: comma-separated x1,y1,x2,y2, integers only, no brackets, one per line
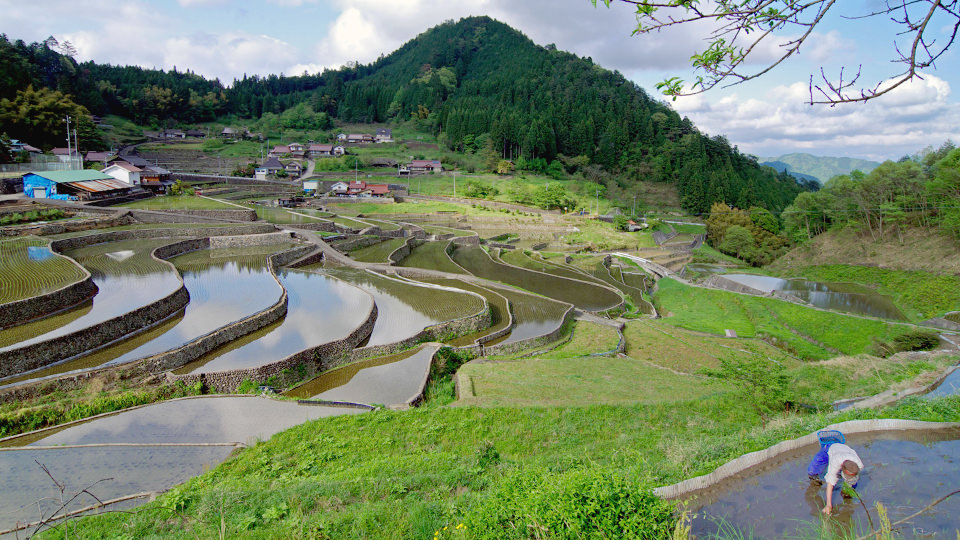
0,18,816,214
760,160,822,184
759,153,880,184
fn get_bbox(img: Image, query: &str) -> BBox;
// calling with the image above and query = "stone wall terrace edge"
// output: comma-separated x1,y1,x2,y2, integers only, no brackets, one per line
0,249,97,330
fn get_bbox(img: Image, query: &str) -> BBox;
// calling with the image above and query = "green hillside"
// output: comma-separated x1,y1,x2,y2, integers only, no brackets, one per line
1,17,815,215
759,152,880,183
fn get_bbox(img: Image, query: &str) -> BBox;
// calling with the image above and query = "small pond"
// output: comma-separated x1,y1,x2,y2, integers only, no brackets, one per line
451,246,620,312
722,274,907,320
284,345,435,405
323,269,484,346
175,269,373,373
688,430,960,539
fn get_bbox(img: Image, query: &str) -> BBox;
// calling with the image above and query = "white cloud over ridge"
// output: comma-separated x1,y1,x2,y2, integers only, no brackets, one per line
671,74,959,161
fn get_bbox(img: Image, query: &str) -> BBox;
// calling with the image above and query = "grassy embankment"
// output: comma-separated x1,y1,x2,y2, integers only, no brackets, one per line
653,278,922,361
347,237,407,263
118,195,240,210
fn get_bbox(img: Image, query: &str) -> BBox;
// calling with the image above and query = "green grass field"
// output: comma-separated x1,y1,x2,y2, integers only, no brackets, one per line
347,237,406,263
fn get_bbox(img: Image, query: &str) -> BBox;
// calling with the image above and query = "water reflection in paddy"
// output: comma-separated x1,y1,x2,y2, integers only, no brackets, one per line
0,239,181,351
285,346,435,405
175,269,373,373
722,274,906,320
0,245,289,385
322,269,484,346
689,430,960,539
484,286,569,346
924,368,960,399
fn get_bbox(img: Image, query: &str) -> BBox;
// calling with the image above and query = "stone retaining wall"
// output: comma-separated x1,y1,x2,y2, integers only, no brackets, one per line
315,197,395,205
406,195,560,215
0,239,195,379
172,173,298,187
292,221,338,233
0,213,135,238
388,237,420,264
452,235,480,246
342,300,491,365
0,261,97,330
154,209,257,221
48,224,277,252
653,419,960,500
334,234,383,252
209,231,296,249
169,300,378,393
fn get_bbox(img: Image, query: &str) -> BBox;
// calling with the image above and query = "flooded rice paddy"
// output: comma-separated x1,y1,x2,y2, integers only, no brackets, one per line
451,245,620,311
1,245,290,385
0,397,363,533
924,368,960,399
175,269,373,373
722,274,907,320
483,285,569,346
0,237,86,304
398,240,466,274
0,239,182,351
689,430,960,539
322,269,483,346
284,345,436,405
424,279,510,346
349,237,406,263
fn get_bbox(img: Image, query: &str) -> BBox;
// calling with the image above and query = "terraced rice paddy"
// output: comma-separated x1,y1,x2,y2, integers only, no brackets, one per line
0,239,182,352
420,224,475,237
284,345,435,405
330,215,373,230
424,279,510,346
0,237,87,304
361,217,402,231
175,269,373,373
321,269,484,346
501,249,594,282
348,237,406,263
0,244,293,385
451,245,621,311
397,241,466,274
250,204,332,225
483,285,569,346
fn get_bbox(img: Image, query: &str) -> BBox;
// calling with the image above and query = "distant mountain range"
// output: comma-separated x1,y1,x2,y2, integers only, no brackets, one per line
759,153,881,184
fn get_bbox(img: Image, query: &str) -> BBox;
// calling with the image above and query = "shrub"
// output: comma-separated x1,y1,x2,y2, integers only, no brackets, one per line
462,468,675,540
871,330,941,357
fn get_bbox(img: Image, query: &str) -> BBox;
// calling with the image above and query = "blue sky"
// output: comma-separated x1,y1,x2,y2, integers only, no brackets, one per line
2,0,957,161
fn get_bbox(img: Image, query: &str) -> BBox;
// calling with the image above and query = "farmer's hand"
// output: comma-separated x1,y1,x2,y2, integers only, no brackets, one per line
822,505,832,516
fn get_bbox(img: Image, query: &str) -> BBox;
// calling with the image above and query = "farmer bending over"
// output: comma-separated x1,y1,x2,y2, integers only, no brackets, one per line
807,442,863,516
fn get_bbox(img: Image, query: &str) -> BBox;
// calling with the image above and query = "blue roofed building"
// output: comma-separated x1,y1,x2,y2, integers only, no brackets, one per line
22,170,135,201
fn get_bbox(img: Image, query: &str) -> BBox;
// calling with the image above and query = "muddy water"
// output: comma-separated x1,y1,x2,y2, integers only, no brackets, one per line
451,245,620,311
323,269,483,346
0,239,182,351
0,245,288,385
723,274,907,320
284,346,435,405
689,430,960,539
175,269,373,373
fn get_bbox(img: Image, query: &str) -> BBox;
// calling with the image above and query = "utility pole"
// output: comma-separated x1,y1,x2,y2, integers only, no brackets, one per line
64,115,72,170
74,129,81,170
596,188,599,217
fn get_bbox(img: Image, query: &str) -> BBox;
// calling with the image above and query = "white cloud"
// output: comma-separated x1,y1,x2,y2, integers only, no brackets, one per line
671,74,960,160
164,33,299,81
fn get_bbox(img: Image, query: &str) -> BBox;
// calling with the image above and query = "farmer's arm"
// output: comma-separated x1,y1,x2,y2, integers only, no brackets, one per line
823,482,835,515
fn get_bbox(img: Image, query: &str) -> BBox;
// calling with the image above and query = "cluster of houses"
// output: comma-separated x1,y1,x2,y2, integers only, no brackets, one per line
336,128,393,144
22,155,172,202
328,180,390,198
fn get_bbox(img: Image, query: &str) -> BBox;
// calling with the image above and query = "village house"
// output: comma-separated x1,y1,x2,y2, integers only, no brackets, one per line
50,148,81,163
85,151,113,165
346,180,389,197
102,161,142,186
375,128,393,143
23,170,134,201
268,145,290,158
346,133,374,144
408,159,443,173
284,161,303,176
8,139,42,156
308,144,334,157
108,155,172,193
261,156,284,175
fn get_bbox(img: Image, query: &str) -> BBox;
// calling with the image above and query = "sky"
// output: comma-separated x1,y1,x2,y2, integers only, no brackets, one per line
2,0,958,162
